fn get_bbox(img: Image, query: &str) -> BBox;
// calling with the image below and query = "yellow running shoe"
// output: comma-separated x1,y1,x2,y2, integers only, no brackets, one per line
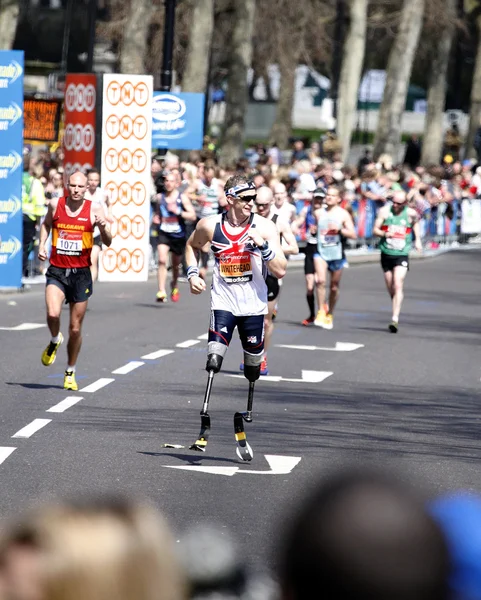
64,370,78,391
41,332,64,366
323,314,334,330
156,291,168,303
314,308,326,327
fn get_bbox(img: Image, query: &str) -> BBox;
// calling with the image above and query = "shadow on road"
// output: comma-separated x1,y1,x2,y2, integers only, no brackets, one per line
5,382,63,390
138,451,240,465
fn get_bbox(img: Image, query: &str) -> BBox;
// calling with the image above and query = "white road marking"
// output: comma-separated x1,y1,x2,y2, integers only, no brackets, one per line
12,419,51,439
164,455,301,476
225,370,332,384
176,339,201,348
0,322,46,331
197,333,208,340
141,349,175,360
165,465,238,476
276,342,364,352
0,447,16,465
47,396,83,413
79,378,115,393
241,455,302,475
112,361,144,375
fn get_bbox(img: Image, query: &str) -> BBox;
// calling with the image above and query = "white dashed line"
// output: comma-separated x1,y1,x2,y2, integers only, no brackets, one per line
197,333,208,340
0,447,16,465
176,339,200,348
112,361,145,375
12,419,52,439
47,396,83,413
79,378,115,393
141,349,175,360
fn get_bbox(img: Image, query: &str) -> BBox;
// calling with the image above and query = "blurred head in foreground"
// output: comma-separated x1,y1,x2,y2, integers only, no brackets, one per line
0,496,186,600
278,469,449,600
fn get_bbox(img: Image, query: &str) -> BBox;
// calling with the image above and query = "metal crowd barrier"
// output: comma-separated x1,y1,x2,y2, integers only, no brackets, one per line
295,198,481,250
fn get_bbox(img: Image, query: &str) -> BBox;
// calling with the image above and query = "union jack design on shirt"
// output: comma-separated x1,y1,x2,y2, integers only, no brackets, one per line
209,212,268,317
212,213,267,285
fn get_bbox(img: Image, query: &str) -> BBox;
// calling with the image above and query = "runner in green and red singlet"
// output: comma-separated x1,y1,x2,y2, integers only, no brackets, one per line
373,190,422,333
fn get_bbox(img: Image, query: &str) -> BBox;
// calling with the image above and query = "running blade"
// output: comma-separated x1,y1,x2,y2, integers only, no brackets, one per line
234,412,254,462
189,414,211,452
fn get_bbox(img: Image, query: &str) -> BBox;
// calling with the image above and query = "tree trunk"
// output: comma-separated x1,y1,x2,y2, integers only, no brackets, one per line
269,57,297,150
373,0,425,160
268,4,309,150
421,0,456,166
218,0,256,167
182,0,214,93
119,0,152,74
466,17,481,160
337,0,368,162
0,0,20,50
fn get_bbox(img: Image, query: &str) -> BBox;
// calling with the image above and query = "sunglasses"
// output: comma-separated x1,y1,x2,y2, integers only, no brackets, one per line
255,202,270,208
236,194,257,202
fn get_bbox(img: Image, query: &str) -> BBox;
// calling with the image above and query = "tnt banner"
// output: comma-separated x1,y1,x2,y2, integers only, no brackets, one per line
24,98,61,142
63,74,97,182
99,74,153,282
0,51,24,289
152,92,204,150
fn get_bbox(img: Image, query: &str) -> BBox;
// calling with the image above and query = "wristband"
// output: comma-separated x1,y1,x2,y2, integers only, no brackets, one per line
187,266,199,280
260,244,276,262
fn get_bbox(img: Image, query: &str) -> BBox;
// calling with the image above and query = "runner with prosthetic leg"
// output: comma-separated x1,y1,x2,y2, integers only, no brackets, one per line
184,175,287,461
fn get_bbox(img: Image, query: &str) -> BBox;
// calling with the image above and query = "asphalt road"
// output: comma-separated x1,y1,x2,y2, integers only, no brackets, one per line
0,248,479,572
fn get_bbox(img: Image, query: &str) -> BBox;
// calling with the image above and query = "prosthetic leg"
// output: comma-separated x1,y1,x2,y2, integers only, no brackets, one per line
190,342,226,452
234,352,261,462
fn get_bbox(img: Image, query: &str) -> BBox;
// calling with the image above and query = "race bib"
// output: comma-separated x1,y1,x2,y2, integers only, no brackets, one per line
386,237,406,251
219,252,253,284
56,234,82,255
161,216,181,234
320,234,340,247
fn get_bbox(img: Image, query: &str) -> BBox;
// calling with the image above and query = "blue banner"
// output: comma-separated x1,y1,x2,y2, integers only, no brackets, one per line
152,92,204,150
0,51,24,289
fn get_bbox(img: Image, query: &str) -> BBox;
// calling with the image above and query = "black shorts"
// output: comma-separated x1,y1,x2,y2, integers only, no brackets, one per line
157,231,186,256
304,243,317,275
266,274,280,301
46,266,93,303
381,253,409,272
209,310,265,355
93,235,102,248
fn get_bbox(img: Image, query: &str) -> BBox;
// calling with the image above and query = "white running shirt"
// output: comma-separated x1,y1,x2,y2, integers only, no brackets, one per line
210,213,268,316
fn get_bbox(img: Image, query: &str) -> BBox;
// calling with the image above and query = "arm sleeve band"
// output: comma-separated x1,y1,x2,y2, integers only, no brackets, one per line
187,266,199,280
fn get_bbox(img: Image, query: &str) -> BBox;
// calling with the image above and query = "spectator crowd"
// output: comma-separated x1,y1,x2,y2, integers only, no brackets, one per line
20,133,481,284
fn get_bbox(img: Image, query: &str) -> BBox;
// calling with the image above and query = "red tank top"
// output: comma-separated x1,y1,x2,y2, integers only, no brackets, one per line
50,197,94,269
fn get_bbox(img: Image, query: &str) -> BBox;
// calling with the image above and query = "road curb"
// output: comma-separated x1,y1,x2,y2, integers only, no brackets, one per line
285,246,453,270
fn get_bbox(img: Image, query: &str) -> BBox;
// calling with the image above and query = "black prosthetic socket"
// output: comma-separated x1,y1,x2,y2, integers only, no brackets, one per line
244,363,260,382
206,353,223,374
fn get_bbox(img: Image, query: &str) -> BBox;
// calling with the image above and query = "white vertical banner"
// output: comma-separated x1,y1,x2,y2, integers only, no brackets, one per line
99,74,153,282
461,199,481,234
